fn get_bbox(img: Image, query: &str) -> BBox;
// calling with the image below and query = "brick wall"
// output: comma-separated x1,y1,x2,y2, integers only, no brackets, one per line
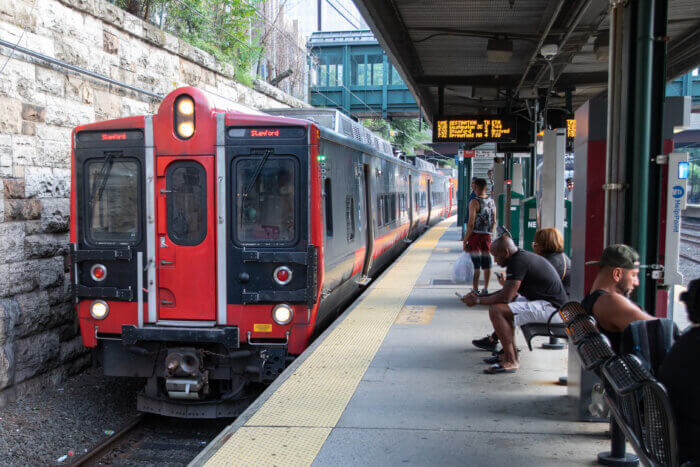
0,0,307,404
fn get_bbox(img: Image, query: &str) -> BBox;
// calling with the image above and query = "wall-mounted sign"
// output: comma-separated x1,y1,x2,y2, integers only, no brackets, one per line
433,117,517,143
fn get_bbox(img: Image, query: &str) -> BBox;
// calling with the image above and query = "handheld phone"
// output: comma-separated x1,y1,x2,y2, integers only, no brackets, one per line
455,292,462,299
496,272,504,280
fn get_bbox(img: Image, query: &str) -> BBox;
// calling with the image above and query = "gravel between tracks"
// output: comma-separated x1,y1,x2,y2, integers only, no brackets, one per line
0,367,143,466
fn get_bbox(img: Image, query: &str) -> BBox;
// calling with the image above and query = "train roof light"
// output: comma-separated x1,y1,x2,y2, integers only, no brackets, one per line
174,95,195,140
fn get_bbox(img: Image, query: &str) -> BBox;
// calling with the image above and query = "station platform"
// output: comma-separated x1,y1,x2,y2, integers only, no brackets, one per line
191,218,610,466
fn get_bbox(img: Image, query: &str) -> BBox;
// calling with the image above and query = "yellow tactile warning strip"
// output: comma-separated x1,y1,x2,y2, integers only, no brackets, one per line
204,219,452,466
394,305,437,324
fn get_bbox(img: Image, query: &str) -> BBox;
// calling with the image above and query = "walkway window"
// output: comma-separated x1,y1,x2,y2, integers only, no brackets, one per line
389,64,404,85
351,54,366,86
368,55,383,85
317,54,343,87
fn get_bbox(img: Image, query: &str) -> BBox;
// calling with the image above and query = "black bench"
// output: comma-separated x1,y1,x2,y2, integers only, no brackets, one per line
559,301,680,467
519,322,568,351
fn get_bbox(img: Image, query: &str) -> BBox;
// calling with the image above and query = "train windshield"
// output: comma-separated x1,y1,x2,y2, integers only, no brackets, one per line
234,157,297,244
86,158,139,244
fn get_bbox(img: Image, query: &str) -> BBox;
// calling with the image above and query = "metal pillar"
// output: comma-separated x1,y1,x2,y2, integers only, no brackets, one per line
529,100,539,198
505,152,512,231
645,0,669,314
624,0,655,310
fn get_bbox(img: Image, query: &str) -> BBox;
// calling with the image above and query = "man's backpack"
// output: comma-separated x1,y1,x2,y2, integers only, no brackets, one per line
621,318,679,376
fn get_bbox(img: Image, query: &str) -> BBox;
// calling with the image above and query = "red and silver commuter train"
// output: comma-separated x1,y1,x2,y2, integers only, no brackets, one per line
70,87,451,417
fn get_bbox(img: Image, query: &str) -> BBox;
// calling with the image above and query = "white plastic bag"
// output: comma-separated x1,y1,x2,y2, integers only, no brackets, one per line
452,252,474,284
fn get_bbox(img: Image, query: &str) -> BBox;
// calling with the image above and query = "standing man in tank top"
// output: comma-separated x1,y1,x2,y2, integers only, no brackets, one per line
463,178,497,295
583,244,654,352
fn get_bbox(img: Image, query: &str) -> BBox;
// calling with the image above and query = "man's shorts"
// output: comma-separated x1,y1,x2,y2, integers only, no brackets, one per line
466,232,492,253
508,295,562,327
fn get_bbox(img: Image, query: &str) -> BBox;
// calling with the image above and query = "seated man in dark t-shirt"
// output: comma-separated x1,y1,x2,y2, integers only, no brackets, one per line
461,235,568,374
658,279,700,464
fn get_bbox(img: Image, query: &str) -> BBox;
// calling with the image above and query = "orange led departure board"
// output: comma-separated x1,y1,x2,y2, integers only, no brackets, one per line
433,116,517,143
566,119,576,138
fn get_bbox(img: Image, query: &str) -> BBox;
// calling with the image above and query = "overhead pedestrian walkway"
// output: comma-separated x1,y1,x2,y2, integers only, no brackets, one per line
192,219,610,466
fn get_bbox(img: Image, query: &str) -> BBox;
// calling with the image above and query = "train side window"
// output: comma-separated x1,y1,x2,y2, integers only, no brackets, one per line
324,178,333,237
414,192,419,211
383,194,390,225
166,161,206,246
390,194,396,221
85,158,140,245
377,195,384,226
345,196,355,242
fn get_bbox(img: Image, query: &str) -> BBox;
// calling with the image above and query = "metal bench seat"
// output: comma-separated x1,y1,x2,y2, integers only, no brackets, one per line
575,333,616,371
519,322,568,351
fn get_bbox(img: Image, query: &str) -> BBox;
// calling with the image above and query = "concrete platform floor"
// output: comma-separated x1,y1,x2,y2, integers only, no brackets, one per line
194,220,613,466
312,222,609,466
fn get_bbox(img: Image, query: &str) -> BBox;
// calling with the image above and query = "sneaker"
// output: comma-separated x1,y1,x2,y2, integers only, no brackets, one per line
472,334,499,352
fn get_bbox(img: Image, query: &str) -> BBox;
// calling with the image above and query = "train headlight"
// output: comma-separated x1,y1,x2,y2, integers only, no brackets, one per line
90,300,109,320
174,95,195,140
272,304,293,325
273,266,292,286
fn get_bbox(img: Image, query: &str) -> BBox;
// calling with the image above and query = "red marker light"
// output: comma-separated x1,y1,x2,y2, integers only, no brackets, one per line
90,263,107,281
93,266,105,279
101,133,127,141
506,179,512,185
273,266,292,285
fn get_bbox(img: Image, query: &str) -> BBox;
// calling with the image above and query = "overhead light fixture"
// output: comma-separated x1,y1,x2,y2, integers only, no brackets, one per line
540,43,558,60
487,38,513,63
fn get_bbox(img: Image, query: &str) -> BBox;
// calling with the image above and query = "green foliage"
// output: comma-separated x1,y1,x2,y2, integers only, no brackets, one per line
361,117,432,156
111,0,262,84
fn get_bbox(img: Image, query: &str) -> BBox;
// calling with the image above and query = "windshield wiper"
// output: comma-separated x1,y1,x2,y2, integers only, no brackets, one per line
88,152,119,209
243,149,273,198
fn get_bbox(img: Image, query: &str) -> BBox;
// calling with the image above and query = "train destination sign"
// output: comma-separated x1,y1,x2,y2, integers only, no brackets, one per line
433,116,517,143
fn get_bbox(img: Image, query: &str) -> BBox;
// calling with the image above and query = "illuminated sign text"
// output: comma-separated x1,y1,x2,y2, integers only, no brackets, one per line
433,117,517,143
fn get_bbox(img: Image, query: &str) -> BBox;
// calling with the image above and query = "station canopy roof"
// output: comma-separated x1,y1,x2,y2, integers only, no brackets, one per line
352,0,700,123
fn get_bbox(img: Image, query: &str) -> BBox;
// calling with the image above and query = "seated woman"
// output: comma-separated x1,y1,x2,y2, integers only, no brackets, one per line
658,278,700,465
532,228,571,297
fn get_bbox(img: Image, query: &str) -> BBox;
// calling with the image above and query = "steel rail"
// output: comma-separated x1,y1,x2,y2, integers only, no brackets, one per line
514,0,567,96
0,39,162,100
71,414,145,466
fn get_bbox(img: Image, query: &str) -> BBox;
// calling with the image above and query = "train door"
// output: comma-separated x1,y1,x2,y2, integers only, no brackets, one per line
426,179,432,225
360,163,374,282
155,156,216,321
408,174,414,228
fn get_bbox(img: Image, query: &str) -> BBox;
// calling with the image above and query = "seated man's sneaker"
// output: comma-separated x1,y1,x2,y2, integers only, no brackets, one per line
472,333,499,352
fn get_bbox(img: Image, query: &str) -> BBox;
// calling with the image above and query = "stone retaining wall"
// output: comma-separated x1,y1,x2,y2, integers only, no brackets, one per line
0,0,307,404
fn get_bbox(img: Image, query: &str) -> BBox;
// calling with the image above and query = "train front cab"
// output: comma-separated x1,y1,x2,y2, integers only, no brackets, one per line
71,88,320,417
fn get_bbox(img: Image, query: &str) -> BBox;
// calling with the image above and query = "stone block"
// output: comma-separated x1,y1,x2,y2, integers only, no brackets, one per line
0,344,14,390
94,0,123,27
14,289,50,337
121,97,150,117
0,0,37,32
103,29,119,54
4,198,42,221
25,166,70,198
24,220,42,235
59,335,87,363
25,233,68,259
21,121,36,136
0,97,22,134
34,138,71,168
0,261,39,297
21,103,46,123
13,330,60,383
0,298,20,346
11,134,38,166
35,67,65,98
38,256,66,289
3,178,25,199
0,221,26,263
54,39,89,69
40,197,70,233
44,95,94,127
94,90,123,119
55,321,78,342
47,280,71,306
35,124,71,142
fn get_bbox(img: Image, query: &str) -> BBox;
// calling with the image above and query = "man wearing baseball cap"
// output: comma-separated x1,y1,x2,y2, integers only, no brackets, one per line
582,244,654,352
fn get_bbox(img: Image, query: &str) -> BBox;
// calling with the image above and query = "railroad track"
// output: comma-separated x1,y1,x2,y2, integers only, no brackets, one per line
71,414,230,466
681,233,700,247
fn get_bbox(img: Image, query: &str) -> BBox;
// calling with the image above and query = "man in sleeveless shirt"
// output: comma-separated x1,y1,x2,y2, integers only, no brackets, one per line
582,244,654,352
463,178,496,295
